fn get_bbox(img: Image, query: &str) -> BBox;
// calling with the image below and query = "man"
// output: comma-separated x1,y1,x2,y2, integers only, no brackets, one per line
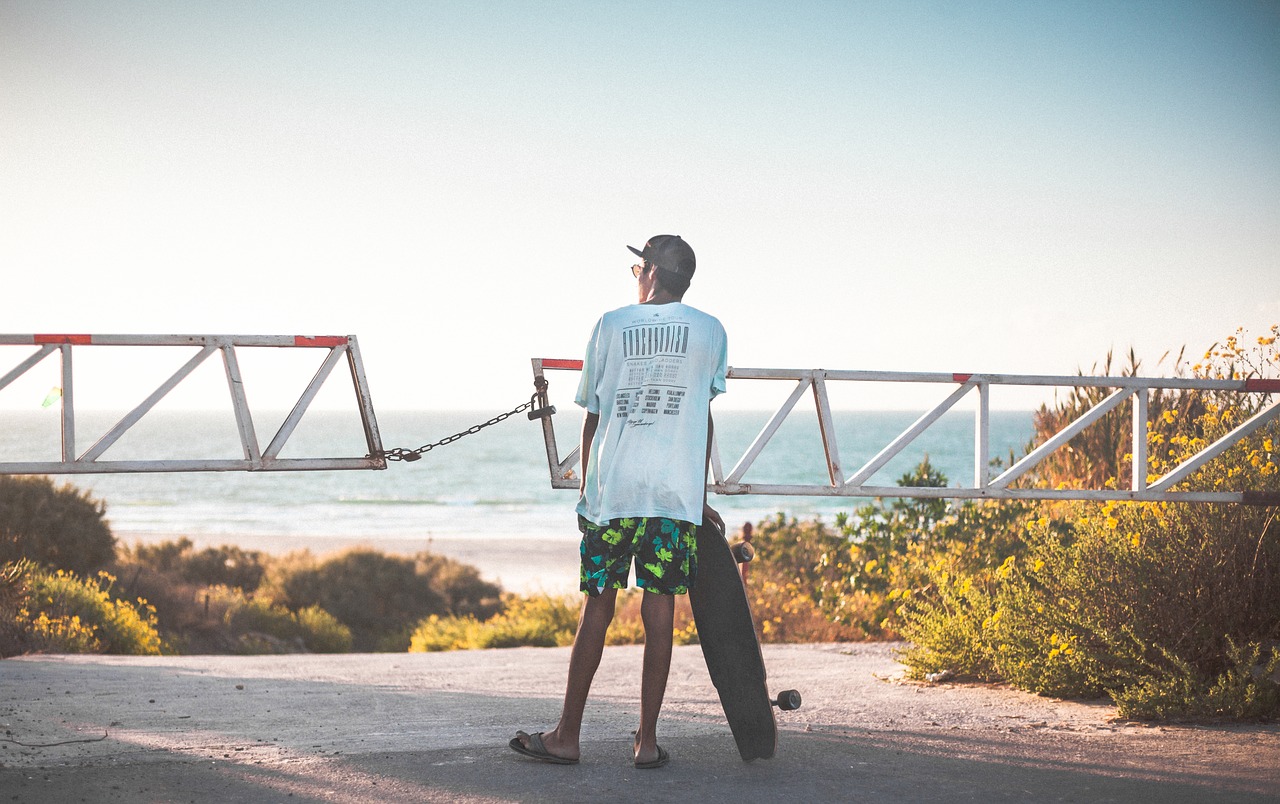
510,234,727,770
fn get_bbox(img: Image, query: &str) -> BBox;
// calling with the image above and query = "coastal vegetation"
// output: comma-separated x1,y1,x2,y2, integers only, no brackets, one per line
1,325,1276,721
0,475,115,574
1,519,502,655
890,327,1280,720
408,589,700,652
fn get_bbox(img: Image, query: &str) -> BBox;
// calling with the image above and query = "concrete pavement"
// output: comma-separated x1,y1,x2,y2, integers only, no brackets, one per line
2,643,1277,803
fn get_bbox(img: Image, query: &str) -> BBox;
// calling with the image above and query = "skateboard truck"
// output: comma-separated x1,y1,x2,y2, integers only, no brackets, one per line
772,689,802,711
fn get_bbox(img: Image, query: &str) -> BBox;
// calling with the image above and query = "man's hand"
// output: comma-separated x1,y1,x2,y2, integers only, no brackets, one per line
702,504,724,535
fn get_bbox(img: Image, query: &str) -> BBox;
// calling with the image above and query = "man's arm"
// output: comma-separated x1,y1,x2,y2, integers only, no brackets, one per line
579,411,599,494
703,413,723,533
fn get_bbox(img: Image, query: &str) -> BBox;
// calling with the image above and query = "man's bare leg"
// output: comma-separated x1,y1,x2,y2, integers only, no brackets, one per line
635,591,675,764
517,588,616,761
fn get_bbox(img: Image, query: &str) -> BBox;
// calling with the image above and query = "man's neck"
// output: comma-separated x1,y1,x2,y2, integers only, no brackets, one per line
639,289,682,305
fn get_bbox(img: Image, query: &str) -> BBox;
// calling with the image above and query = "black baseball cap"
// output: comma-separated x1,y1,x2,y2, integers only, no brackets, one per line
627,235,695,277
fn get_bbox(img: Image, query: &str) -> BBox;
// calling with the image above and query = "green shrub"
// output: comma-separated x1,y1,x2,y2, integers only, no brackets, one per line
744,458,1031,641
746,514,873,641
294,604,355,653
897,326,1280,720
410,593,579,652
893,561,999,683
268,548,502,651
224,598,351,654
110,540,273,652
409,590,706,652
120,538,267,591
107,542,498,654
462,593,579,649
414,551,503,620
0,476,115,574
409,613,485,652
1,560,39,655
6,565,162,655
1112,639,1280,721
109,560,214,645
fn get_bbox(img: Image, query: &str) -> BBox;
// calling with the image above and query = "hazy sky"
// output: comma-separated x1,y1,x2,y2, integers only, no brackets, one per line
2,1,1277,417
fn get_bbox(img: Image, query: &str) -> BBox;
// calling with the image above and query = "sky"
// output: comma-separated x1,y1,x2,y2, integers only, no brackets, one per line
1,0,1277,419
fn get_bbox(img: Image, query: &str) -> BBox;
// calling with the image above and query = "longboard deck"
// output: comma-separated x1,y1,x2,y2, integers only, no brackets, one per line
688,516,777,761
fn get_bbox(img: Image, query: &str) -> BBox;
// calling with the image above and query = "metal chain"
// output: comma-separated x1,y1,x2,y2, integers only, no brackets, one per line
376,376,552,463
377,397,535,462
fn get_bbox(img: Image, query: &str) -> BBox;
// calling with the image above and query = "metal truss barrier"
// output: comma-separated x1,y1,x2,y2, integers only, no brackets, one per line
0,334,386,474
530,358,1280,505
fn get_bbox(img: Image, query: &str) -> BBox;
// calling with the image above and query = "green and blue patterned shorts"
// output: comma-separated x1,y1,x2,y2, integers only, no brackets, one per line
578,515,698,596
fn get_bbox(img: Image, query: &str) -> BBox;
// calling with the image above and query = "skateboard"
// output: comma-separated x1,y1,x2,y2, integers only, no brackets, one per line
688,511,801,761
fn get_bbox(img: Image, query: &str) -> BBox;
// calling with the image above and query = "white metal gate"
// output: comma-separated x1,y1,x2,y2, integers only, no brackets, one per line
530,358,1280,505
4,335,1275,504
0,334,385,473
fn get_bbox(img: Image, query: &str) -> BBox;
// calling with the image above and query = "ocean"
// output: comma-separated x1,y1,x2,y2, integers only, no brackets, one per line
2,409,1034,593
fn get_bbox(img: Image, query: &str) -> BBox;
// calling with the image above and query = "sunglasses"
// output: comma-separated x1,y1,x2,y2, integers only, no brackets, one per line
631,261,651,278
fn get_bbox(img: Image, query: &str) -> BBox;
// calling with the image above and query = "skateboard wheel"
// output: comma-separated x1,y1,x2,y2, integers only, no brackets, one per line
730,541,756,564
773,689,802,711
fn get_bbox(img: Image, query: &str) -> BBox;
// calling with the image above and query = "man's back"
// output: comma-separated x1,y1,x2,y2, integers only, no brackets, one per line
575,301,727,525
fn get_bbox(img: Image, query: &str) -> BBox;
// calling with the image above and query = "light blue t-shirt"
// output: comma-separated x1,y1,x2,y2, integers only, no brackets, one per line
575,302,728,526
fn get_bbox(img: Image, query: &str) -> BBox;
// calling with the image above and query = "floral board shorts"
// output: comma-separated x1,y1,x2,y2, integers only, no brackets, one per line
578,515,699,596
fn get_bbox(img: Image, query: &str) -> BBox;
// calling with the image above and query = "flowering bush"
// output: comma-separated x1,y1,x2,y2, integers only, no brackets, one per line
2,561,162,656
744,459,1034,642
410,592,580,651
897,326,1280,720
